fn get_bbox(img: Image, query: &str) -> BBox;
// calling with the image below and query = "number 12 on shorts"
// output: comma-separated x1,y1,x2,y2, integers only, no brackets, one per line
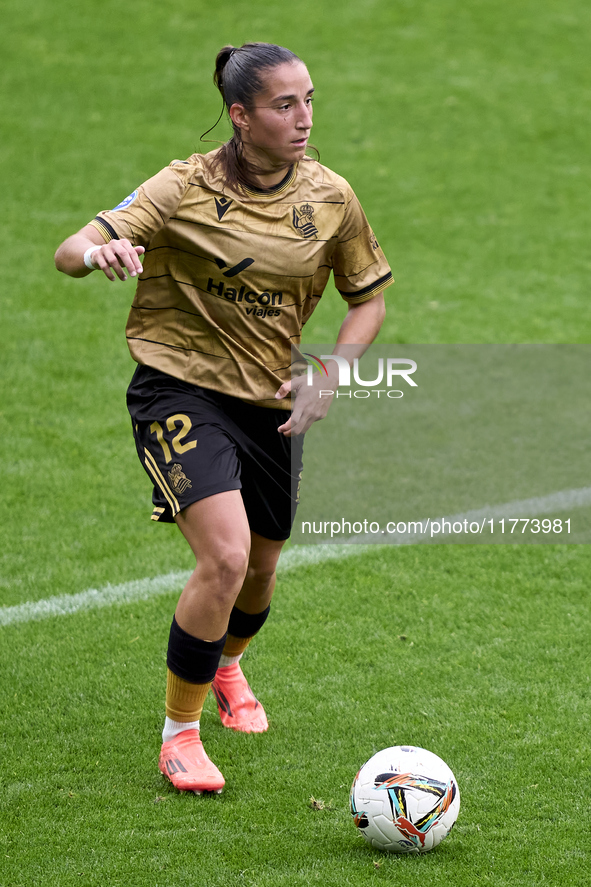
150,414,197,463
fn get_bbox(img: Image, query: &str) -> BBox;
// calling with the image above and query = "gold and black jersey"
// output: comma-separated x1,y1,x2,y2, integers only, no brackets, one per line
89,149,393,407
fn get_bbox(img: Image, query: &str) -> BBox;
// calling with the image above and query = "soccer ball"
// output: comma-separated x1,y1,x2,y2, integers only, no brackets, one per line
350,745,460,853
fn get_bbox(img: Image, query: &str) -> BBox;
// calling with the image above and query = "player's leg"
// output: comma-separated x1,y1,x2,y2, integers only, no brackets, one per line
236,530,285,614
212,532,286,732
174,490,251,639
159,489,251,793
210,400,303,733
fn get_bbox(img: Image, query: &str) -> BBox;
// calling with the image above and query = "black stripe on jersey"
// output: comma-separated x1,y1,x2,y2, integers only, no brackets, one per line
168,216,335,244
129,302,204,318
92,216,119,241
126,336,236,358
142,247,330,282
190,182,344,208
239,332,301,345
143,245,221,264
339,271,393,300
126,336,298,359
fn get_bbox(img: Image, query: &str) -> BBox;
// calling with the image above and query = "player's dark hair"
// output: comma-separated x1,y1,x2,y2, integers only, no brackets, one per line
208,42,309,191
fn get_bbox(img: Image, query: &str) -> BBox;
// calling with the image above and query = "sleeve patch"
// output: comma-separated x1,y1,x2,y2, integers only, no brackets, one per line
111,189,139,211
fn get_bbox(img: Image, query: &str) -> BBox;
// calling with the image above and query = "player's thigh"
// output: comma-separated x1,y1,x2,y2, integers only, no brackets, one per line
175,489,251,574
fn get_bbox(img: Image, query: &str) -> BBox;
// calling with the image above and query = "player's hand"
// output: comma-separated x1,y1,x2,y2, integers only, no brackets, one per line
90,239,145,281
275,374,335,437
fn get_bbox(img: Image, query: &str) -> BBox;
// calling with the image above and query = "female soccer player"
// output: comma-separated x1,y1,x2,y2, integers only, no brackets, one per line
55,42,393,794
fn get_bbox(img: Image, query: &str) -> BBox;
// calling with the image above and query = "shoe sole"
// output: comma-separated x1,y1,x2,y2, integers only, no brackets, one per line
159,765,225,794
221,718,268,733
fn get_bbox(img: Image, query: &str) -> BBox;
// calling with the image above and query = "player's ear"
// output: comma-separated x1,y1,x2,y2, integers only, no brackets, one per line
229,103,249,132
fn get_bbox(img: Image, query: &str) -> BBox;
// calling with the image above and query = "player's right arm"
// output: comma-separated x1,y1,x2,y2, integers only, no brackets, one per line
54,223,145,281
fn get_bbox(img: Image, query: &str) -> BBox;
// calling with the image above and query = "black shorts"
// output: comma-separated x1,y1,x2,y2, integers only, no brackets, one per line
126,365,304,541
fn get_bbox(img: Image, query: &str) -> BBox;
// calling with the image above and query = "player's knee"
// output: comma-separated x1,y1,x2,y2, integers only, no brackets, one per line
208,545,250,592
245,562,276,589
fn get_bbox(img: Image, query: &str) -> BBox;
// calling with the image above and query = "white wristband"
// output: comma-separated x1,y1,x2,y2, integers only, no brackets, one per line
83,245,102,270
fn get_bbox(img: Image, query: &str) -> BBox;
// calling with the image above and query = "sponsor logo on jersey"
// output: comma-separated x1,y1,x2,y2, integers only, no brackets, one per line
215,256,255,277
370,232,380,250
206,277,283,316
207,256,283,319
111,189,139,211
292,203,318,239
214,196,233,220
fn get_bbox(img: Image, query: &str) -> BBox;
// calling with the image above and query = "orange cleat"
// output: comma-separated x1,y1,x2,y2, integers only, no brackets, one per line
212,662,269,733
158,729,225,794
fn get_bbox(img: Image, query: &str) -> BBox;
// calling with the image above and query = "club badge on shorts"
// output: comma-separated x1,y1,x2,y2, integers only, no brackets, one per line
168,464,192,495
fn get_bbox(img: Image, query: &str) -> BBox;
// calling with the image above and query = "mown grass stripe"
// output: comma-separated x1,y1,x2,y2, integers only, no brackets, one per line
2,485,589,628
0,545,367,627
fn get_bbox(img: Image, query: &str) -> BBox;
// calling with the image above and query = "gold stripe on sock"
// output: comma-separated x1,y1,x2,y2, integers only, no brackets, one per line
165,668,212,722
222,633,254,658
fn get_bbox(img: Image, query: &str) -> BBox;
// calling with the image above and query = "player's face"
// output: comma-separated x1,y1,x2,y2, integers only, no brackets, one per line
232,61,314,174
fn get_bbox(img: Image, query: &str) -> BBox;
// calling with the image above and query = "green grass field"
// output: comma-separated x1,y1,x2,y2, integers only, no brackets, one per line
1,0,590,884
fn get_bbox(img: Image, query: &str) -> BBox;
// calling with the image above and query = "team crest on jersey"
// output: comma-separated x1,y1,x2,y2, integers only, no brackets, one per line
168,464,192,495
292,203,318,239
111,189,139,211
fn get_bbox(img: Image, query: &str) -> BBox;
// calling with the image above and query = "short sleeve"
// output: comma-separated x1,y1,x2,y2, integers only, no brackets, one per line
331,189,393,304
88,160,194,248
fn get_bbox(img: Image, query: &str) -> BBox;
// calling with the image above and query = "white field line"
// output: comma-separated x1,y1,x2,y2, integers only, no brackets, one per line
2,485,589,628
0,545,368,628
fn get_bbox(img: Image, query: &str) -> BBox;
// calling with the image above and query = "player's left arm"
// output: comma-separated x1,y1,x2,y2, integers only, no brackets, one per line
276,292,386,437
334,291,386,348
